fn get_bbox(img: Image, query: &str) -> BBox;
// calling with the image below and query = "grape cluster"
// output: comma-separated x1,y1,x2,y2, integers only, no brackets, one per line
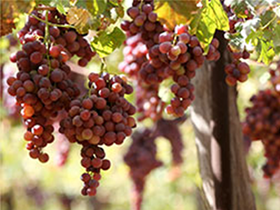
59,72,136,196
17,9,96,67
224,6,251,86
243,89,280,177
121,0,221,118
118,33,147,77
140,25,220,116
79,143,110,196
225,49,250,86
124,128,162,210
7,15,82,162
5,7,100,162
123,0,164,47
120,0,167,121
135,83,165,121
124,116,185,210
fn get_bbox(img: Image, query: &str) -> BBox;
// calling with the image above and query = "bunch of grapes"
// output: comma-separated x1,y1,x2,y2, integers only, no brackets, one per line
224,6,251,86
135,83,165,121
124,128,162,210
118,33,148,77
225,49,251,86
17,9,96,67
119,0,167,121
122,0,164,47
121,0,221,119
140,25,220,116
59,72,137,196
243,89,280,177
124,116,186,210
6,7,100,162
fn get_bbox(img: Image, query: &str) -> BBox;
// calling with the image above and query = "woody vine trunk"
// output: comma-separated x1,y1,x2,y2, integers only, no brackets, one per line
190,31,256,210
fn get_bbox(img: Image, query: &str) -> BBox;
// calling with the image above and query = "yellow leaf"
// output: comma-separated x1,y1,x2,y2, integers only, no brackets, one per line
155,0,201,30
66,7,92,34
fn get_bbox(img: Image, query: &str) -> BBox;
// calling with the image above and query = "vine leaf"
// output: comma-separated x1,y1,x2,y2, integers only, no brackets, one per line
154,0,200,30
91,27,125,58
191,0,229,51
273,24,280,54
66,6,93,34
259,40,275,65
35,0,70,14
92,0,106,15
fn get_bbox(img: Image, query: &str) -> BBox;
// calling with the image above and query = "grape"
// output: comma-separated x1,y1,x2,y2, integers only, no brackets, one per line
179,33,190,43
134,15,146,27
78,58,88,67
38,64,49,76
148,12,157,22
159,42,172,54
127,7,140,19
50,69,63,83
49,45,61,58
238,62,250,74
64,31,77,43
192,46,202,56
30,51,43,64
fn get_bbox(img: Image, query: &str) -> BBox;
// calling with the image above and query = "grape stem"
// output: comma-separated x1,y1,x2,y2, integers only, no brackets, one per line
100,58,108,75
35,6,57,11
44,14,52,80
30,14,75,29
260,14,277,30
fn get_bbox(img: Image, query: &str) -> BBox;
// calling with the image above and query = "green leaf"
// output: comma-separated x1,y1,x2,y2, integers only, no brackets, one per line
260,10,275,27
35,0,70,14
55,2,68,14
108,0,118,7
245,29,262,46
273,24,280,47
75,0,94,14
92,0,106,15
191,0,229,51
208,0,230,31
91,27,125,58
258,40,275,65
263,29,273,40
75,0,106,16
